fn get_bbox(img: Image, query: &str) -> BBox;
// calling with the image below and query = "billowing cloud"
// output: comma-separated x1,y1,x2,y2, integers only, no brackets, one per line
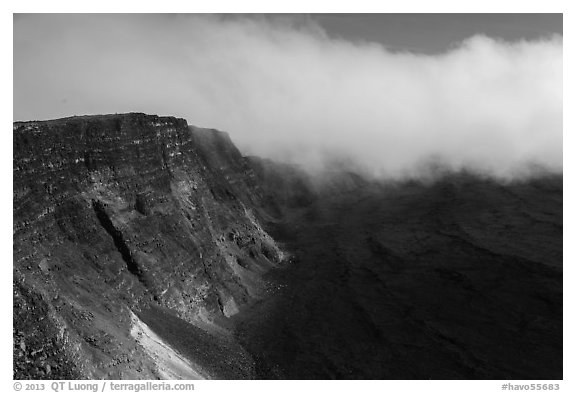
14,14,562,178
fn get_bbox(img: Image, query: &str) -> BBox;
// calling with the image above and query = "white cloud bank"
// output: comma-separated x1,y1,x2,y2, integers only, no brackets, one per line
14,14,562,178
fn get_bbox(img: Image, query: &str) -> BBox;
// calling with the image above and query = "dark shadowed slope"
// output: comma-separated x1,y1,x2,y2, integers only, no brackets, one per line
234,170,562,379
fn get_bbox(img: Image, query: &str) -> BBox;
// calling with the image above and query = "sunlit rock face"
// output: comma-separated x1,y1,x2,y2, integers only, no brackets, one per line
13,113,282,379
13,112,562,381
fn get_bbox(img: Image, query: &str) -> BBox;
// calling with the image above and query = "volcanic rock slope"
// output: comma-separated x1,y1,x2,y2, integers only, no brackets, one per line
13,113,284,379
234,171,563,379
13,113,563,380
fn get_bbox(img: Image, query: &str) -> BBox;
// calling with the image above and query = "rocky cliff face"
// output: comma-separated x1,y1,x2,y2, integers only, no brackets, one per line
13,113,563,380
13,113,284,379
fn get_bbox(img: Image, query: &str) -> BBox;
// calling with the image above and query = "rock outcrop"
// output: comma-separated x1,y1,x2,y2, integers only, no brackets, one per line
13,113,283,379
13,113,563,380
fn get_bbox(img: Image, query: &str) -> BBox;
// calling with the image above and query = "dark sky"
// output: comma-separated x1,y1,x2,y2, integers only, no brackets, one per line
312,14,562,53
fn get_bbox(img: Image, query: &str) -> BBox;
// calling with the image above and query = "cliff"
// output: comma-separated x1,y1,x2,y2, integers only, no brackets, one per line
13,113,563,380
13,113,283,379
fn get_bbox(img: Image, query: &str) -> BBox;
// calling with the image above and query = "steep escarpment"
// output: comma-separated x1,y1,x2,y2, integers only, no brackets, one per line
13,113,283,379
13,113,563,380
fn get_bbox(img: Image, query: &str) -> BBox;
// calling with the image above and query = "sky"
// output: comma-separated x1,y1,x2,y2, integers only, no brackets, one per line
13,14,563,179
312,14,562,53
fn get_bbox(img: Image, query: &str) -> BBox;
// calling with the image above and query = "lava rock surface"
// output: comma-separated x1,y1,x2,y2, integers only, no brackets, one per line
14,113,562,380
